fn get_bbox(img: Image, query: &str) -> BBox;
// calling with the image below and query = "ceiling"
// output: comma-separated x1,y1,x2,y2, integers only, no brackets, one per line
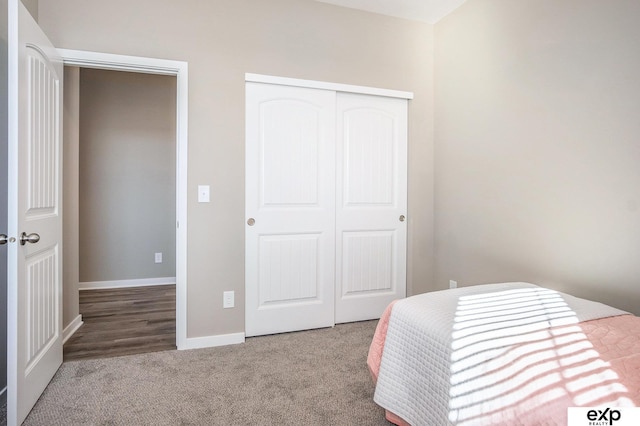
314,0,468,24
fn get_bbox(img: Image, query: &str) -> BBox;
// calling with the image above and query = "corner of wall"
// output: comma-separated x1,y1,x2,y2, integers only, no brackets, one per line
20,0,38,21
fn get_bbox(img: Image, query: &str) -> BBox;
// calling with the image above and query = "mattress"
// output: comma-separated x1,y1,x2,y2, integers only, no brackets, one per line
368,282,640,425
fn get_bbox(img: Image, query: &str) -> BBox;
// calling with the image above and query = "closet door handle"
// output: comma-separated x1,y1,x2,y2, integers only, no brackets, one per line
399,215,406,222
247,218,255,226
20,232,40,245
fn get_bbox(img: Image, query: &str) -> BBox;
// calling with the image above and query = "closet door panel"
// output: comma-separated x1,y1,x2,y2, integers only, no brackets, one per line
260,100,320,206
341,230,395,294
343,109,395,205
245,83,336,337
335,93,407,323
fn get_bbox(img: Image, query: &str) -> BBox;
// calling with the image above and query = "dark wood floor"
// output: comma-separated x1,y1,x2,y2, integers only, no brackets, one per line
63,284,176,361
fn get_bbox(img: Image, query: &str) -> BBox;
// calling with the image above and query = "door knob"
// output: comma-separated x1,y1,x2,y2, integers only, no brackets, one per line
399,215,406,222
20,232,40,245
247,218,255,226
0,235,16,245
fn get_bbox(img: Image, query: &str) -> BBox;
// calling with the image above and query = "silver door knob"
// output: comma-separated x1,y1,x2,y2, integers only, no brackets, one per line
399,215,406,222
1,235,16,245
20,232,40,245
247,218,255,226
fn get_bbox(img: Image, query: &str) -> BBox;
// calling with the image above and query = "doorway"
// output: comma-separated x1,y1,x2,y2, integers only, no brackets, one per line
58,49,189,351
62,67,177,359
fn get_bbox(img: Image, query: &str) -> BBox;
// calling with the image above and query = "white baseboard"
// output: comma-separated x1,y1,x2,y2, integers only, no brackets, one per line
79,277,176,291
180,332,245,351
63,314,84,344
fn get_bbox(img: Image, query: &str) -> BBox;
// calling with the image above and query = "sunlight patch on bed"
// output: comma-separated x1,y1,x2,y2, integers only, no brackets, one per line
447,288,631,425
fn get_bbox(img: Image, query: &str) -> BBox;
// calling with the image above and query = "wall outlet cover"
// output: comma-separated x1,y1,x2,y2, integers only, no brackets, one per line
223,291,235,308
155,252,163,263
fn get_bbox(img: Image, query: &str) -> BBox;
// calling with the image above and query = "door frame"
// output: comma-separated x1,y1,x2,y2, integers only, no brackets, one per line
59,49,189,349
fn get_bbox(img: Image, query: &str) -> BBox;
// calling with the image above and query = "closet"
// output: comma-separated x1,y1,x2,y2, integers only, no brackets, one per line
245,75,411,337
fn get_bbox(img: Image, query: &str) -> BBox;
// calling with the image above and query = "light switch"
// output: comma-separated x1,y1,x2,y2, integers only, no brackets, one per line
198,185,210,203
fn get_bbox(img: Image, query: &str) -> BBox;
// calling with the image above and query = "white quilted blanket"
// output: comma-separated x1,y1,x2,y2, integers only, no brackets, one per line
373,282,629,426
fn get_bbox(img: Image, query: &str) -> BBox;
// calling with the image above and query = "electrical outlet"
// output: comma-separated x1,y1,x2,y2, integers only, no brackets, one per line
155,252,163,264
449,280,457,289
223,291,234,309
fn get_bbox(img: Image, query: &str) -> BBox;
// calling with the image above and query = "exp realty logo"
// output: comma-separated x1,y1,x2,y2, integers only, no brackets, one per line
568,407,640,426
586,408,620,425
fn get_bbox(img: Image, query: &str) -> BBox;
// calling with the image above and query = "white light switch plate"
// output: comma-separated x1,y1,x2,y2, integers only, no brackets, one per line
198,185,210,203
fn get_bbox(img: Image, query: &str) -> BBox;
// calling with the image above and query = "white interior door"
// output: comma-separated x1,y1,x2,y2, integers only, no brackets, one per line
335,93,407,323
245,83,336,337
7,4,64,425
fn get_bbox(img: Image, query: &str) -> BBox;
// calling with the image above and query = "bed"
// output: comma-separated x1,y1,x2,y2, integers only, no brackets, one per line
367,282,640,425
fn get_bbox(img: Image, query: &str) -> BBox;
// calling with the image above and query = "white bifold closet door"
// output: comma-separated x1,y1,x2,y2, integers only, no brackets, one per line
245,82,407,337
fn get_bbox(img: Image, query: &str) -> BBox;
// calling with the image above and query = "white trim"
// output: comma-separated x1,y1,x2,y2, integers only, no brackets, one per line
78,277,176,290
62,315,83,344
58,48,189,351
245,73,414,100
58,49,184,76
181,332,246,350
7,1,20,424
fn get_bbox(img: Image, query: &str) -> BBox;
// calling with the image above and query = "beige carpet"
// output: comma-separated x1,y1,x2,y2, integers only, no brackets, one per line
23,321,389,425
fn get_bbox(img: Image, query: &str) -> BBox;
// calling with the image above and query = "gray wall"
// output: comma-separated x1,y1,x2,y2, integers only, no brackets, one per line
38,0,435,338
78,68,176,283
20,0,36,20
28,0,640,339
1,0,8,403
434,0,640,315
